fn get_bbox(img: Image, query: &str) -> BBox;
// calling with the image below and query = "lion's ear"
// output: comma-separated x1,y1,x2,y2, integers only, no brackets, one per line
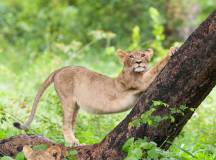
145,48,154,61
47,146,61,159
117,49,127,60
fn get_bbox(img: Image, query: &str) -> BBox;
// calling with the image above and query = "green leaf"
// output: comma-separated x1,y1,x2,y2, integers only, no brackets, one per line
68,150,78,156
66,150,78,160
122,138,134,152
124,156,137,160
148,141,157,148
170,116,175,123
0,156,14,160
140,141,154,150
130,119,141,127
190,108,196,111
149,7,160,22
152,100,169,108
128,148,142,159
179,105,187,111
147,148,160,159
32,144,48,151
15,152,25,160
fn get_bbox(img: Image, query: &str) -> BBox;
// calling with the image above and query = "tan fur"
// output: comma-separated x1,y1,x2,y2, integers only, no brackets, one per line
15,47,177,145
23,145,62,160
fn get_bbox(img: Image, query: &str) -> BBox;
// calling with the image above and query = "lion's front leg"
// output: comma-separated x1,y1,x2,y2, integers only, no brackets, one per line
141,47,178,90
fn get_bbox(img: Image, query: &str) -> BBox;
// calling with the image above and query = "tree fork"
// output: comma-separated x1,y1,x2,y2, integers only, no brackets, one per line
75,10,216,159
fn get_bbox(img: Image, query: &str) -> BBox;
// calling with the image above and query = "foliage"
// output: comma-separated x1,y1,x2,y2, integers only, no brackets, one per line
0,0,215,160
66,150,78,160
130,100,189,128
123,137,179,159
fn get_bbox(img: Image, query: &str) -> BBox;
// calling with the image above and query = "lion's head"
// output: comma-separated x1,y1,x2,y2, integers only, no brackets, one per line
117,49,153,73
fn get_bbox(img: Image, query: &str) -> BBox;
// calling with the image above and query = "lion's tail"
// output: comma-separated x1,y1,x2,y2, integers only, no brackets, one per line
13,70,57,130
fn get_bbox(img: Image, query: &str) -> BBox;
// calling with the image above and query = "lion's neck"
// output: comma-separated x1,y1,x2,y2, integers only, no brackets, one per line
114,69,145,91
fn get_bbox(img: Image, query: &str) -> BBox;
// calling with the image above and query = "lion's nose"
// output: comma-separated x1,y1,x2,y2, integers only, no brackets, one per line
136,60,142,64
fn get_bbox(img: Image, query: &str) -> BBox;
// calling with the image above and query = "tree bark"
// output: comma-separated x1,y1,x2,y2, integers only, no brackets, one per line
1,10,216,160
0,135,56,157
75,10,216,159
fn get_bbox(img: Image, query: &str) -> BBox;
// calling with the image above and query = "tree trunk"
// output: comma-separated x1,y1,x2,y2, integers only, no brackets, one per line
75,10,216,159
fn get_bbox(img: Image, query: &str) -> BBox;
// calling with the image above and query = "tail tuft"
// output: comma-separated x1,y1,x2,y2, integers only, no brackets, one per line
13,122,25,130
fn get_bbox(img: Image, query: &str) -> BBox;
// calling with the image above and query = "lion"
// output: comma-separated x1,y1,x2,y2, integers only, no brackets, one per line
14,47,177,145
23,145,63,160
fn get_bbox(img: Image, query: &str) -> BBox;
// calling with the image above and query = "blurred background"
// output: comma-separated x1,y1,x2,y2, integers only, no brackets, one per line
0,0,215,159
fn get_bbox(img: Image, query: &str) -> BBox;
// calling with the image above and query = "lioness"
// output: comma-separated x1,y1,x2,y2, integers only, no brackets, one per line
14,48,177,145
23,145,63,160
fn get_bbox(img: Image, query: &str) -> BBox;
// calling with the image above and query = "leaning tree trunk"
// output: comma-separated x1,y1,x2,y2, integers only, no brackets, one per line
1,10,216,160
75,10,216,159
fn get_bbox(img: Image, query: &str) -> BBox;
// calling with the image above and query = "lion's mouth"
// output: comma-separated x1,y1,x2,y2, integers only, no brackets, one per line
133,66,146,73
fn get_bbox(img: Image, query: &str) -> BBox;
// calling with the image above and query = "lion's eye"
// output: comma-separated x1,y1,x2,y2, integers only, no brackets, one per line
129,55,134,58
141,53,145,57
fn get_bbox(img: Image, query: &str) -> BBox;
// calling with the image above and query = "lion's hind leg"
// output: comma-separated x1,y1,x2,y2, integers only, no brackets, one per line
61,97,80,146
